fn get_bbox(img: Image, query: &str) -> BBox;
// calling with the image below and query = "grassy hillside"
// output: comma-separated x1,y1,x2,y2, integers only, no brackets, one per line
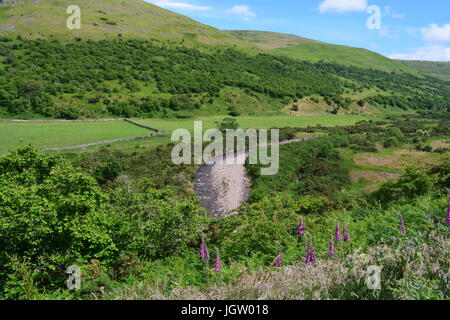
0,1,418,73
0,2,447,120
274,43,414,73
0,0,243,46
398,60,450,82
226,30,324,49
1,38,449,119
230,30,415,74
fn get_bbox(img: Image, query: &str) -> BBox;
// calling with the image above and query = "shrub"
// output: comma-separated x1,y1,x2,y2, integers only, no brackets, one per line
0,147,111,297
94,156,123,184
215,117,240,131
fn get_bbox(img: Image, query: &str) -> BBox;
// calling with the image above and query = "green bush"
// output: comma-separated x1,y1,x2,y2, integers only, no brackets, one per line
94,156,123,184
0,147,205,298
0,147,111,297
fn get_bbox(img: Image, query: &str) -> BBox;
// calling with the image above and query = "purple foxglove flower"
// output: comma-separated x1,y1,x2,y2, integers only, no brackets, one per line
200,237,210,261
447,197,450,228
343,224,350,242
311,248,317,265
328,239,335,256
304,241,311,264
305,240,317,265
214,252,221,272
335,222,341,241
275,252,282,267
298,221,305,238
399,215,406,235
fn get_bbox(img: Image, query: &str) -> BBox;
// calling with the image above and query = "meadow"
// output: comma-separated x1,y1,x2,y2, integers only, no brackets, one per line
0,120,150,153
0,114,380,154
135,114,380,134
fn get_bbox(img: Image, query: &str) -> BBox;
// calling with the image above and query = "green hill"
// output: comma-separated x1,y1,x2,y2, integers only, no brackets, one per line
0,1,417,73
0,1,419,73
226,30,324,49
229,30,415,74
0,0,243,46
398,60,450,82
1,1,448,120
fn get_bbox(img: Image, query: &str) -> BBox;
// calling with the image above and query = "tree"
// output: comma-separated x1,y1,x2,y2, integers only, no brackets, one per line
0,147,205,297
13,80,53,115
0,147,111,296
215,117,240,132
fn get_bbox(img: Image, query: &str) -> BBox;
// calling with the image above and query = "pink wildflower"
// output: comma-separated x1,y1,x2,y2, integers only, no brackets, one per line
335,222,341,241
447,197,450,228
328,239,336,256
200,237,210,261
298,220,305,238
305,240,317,265
343,224,350,242
214,252,221,272
275,252,282,267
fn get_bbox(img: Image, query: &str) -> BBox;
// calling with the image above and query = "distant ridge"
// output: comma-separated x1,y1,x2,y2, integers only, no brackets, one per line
398,60,450,81
227,30,415,73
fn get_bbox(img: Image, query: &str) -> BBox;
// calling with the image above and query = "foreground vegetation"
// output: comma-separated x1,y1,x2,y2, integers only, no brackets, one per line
0,112,448,300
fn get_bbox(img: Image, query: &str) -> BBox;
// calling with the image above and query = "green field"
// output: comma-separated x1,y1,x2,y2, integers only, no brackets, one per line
0,121,151,153
135,114,378,133
0,115,382,154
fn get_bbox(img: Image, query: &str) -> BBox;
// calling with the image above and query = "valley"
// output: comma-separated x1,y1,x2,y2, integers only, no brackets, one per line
0,0,448,302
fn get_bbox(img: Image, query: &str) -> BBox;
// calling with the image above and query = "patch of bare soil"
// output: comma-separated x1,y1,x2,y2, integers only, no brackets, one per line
431,140,450,150
354,150,437,170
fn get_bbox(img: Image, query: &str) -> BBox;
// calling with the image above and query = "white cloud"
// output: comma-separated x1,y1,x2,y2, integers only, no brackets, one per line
318,0,367,13
421,23,450,42
226,5,256,19
151,1,211,11
392,13,405,19
383,6,405,19
390,45,450,61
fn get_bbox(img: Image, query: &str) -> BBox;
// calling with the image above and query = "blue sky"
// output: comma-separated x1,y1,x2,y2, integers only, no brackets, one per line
146,0,450,61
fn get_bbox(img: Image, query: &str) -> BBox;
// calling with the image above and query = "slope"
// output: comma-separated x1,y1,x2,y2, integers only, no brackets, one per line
0,0,242,46
226,30,324,50
398,60,450,82
228,30,415,74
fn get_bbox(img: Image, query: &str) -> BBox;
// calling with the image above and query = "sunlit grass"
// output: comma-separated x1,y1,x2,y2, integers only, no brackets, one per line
0,121,150,153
